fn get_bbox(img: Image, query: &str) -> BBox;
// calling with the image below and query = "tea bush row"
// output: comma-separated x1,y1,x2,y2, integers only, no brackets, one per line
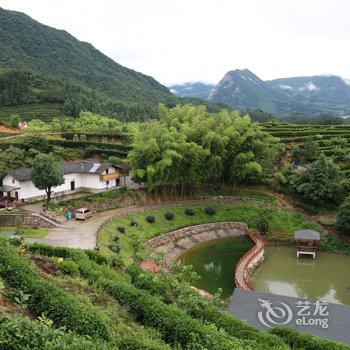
127,265,288,350
0,242,110,340
98,279,251,350
0,314,111,350
270,327,350,350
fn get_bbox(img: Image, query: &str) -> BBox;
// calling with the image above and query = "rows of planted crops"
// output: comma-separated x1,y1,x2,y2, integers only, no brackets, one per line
263,123,350,174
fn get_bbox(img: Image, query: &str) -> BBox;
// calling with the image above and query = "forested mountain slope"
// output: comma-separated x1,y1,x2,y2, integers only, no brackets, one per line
0,7,172,104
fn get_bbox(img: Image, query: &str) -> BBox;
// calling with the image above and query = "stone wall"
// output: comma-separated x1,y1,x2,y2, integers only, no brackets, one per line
146,222,248,265
0,213,56,228
148,221,248,248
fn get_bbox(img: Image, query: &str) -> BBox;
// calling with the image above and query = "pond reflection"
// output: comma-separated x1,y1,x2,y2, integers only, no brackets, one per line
178,236,253,298
250,246,350,305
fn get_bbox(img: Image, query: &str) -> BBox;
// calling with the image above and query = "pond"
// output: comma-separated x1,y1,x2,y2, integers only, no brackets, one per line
250,246,350,305
178,236,253,298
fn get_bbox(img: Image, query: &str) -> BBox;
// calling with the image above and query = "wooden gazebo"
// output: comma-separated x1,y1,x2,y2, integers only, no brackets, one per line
294,229,321,259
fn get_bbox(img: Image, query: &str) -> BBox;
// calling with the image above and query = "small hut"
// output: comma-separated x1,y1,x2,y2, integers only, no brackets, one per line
294,229,321,259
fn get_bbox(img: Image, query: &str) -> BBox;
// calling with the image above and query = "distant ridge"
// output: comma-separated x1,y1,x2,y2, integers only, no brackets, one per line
173,69,350,117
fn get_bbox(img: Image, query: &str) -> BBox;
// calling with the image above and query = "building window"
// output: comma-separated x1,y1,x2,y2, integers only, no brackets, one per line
106,168,109,174
106,181,109,186
12,178,15,184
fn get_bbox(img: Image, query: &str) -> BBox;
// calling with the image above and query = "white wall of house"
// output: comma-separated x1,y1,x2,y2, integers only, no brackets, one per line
2,166,118,201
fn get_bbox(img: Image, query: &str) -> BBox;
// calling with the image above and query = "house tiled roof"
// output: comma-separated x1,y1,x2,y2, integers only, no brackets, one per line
7,160,114,182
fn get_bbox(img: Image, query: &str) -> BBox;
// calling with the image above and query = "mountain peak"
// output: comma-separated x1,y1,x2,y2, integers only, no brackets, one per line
208,69,350,116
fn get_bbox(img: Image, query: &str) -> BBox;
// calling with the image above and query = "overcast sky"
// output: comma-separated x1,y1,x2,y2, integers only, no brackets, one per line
2,0,350,85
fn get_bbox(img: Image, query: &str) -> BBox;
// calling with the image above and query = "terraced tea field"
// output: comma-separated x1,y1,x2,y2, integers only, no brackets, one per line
0,103,66,121
263,123,350,174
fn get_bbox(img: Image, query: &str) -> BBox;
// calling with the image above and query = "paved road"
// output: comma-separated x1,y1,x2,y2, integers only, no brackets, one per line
26,206,138,249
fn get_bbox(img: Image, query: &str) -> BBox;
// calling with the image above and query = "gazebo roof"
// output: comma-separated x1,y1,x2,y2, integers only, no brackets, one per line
294,229,321,241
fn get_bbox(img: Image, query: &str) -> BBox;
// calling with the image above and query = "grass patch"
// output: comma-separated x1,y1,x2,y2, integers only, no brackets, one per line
98,202,316,264
0,227,49,238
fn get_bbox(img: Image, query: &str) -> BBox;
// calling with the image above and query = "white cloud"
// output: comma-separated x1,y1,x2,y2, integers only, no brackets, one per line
279,85,294,90
298,82,319,91
2,0,350,85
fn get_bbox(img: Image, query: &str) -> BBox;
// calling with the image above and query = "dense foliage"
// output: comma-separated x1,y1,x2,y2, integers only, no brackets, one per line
0,70,164,121
335,195,350,236
129,105,282,195
0,314,111,350
270,327,350,350
276,153,350,211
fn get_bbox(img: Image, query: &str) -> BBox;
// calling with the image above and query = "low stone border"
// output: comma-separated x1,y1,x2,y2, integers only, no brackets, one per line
148,221,248,265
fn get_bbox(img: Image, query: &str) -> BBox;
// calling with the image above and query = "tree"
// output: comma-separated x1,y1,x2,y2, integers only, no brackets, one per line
291,153,344,205
128,104,282,196
30,154,64,204
302,140,319,162
0,147,25,170
335,196,350,236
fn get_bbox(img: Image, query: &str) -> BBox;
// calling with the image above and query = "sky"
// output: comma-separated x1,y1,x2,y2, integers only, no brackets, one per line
2,0,350,85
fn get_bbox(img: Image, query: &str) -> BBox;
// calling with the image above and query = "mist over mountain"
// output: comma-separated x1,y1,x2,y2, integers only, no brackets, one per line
169,82,215,99
172,69,350,117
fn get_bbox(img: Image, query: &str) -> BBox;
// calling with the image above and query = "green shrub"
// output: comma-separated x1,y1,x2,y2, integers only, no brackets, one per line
128,266,288,349
204,207,216,216
164,212,174,221
84,250,110,265
335,195,350,236
109,255,124,268
98,279,249,350
146,215,155,224
0,242,110,340
270,327,350,350
57,260,80,276
0,314,111,350
185,208,195,216
130,220,139,227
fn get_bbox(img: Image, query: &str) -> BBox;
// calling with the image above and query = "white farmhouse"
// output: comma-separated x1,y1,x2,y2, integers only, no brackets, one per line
0,160,124,204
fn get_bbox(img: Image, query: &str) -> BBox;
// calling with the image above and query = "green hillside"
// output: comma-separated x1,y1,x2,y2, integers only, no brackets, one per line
0,7,172,103
0,7,181,120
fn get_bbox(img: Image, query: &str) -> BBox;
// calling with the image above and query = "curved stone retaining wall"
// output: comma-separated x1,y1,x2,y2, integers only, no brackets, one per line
147,221,248,265
234,231,265,290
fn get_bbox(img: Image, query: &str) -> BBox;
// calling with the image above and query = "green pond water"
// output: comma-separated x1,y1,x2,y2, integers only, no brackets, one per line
250,246,350,305
178,236,253,298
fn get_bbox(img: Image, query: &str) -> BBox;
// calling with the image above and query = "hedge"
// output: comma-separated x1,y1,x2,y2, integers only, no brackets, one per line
26,244,253,349
0,242,110,340
270,327,350,350
98,279,251,350
128,266,288,350
0,314,111,350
